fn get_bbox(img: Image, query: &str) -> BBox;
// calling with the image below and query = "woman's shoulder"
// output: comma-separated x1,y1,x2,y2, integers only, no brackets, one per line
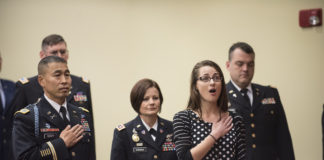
228,109,244,122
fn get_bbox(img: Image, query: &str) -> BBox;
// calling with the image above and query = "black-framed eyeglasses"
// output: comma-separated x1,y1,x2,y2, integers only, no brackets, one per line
49,49,68,55
199,75,222,82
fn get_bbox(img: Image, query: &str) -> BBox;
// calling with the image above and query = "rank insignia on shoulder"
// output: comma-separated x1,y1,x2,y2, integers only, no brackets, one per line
269,85,277,89
15,108,30,115
18,77,29,84
116,124,125,131
79,107,89,113
82,76,90,84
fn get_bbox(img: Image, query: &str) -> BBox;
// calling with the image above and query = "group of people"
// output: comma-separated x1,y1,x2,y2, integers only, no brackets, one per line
0,33,295,160
0,34,95,160
110,42,295,160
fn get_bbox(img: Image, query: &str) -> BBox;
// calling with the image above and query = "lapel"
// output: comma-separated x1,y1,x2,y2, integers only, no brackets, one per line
38,97,68,130
67,104,81,126
251,84,264,110
227,81,251,110
155,118,169,147
133,116,160,151
3,80,14,114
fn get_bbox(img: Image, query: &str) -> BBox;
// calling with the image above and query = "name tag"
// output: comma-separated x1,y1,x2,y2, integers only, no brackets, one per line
133,147,147,152
43,133,57,139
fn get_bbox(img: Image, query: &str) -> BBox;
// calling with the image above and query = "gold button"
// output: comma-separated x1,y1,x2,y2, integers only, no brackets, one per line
250,113,254,117
252,144,256,148
72,152,76,157
1,116,5,120
270,110,274,114
251,123,255,128
3,140,6,144
251,133,256,138
154,155,158,159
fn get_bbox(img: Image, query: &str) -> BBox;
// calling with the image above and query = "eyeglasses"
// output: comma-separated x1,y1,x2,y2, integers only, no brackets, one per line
48,49,68,55
199,75,222,82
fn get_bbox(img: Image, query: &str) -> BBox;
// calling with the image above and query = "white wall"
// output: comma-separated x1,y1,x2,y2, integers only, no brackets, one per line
1,0,323,159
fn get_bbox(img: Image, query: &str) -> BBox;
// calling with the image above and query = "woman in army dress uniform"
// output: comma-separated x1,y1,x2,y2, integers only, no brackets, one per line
110,78,177,160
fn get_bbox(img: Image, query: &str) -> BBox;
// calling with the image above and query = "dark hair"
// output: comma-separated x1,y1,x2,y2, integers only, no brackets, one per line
130,78,163,114
228,42,254,61
38,56,67,75
187,60,228,115
41,34,66,51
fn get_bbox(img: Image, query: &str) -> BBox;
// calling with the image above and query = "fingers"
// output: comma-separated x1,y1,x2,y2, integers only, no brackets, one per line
63,125,71,131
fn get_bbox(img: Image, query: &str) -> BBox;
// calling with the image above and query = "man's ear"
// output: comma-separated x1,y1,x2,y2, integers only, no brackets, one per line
225,61,230,71
40,50,46,59
38,75,45,88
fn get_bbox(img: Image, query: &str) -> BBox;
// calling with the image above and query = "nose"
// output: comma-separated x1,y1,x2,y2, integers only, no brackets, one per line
242,64,248,71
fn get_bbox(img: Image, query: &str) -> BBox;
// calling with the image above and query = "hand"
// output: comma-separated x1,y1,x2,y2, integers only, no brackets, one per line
210,113,233,140
59,125,84,148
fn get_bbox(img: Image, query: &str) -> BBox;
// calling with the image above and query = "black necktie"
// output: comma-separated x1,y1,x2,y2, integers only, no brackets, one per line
59,106,69,126
149,128,157,137
240,88,251,106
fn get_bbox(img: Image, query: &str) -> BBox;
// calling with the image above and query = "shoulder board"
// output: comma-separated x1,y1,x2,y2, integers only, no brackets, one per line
18,77,29,84
82,77,90,84
268,85,277,89
78,107,89,113
14,108,30,115
116,124,126,131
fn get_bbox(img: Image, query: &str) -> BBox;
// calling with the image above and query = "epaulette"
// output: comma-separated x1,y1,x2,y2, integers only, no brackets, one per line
116,124,126,131
79,107,89,113
269,85,277,89
18,77,29,84
82,77,90,84
14,108,30,116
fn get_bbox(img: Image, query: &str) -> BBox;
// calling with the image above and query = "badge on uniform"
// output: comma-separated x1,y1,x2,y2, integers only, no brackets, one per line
162,142,176,151
262,97,276,104
74,92,87,102
81,118,91,131
132,128,140,142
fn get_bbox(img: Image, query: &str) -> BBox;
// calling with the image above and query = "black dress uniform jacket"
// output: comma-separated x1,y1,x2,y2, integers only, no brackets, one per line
0,79,15,160
12,97,95,160
226,81,295,160
111,116,178,160
5,75,95,160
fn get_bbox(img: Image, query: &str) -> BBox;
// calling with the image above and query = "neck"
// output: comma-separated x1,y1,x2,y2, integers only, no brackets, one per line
200,101,221,122
140,114,158,128
45,93,65,105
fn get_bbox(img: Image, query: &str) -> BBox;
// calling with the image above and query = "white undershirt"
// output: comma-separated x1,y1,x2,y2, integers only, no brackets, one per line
44,94,69,120
231,80,253,106
141,118,158,141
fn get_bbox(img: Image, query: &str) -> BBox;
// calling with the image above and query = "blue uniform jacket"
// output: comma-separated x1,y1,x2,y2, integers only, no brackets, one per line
226,81,295,160
12,97,95,160
111,116,178,160
0,78,16,160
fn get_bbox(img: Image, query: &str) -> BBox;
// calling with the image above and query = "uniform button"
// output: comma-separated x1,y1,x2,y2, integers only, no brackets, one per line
251,123,255,128
270,110,274,114
251,133,256,138
87,139,90,142
250,113,254,117
72,152,76,157
3,139,6,144
2,116,5,120
3,128,6,133
153,155,158,159
252,144,256,148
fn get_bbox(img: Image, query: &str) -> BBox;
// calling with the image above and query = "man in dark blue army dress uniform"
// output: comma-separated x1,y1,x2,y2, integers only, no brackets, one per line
111,116,177,160
0,53,16,160
12,56,95,160
225,42,295,160
5,34,95,159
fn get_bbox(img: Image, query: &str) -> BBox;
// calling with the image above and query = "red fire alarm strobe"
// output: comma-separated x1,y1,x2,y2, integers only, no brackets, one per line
299,8,322,28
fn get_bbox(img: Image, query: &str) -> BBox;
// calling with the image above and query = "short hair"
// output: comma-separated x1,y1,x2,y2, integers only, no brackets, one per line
187,60,228,116
130,78,164,114
228,42,255,61
41,34,66,51
38,56,67,75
